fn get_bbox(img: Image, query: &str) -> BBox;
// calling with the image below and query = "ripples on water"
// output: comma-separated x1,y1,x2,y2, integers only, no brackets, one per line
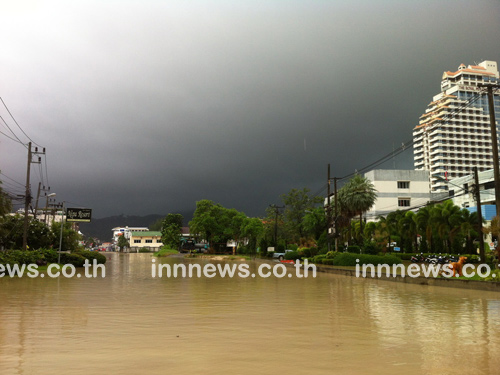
0,253,499,375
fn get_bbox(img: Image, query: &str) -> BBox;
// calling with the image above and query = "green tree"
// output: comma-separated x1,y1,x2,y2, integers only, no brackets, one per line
241,217,264,254
117,234,129,251
280,187,323,243
302,206,327,241
0,180,12,217
51,221,81,252
161,213,184,249
189,200,237,252
0,214,55,250
338,174,377,243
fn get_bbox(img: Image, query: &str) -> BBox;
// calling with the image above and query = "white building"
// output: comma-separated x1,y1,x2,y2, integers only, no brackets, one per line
112,226,149,244
364,169,431,221
446,168,495,207
413,60,500,193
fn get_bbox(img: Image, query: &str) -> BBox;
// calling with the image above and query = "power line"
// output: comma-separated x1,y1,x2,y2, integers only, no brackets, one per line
337,90,485,183
0,115,26,147
0,97,42,147
0,171,25,187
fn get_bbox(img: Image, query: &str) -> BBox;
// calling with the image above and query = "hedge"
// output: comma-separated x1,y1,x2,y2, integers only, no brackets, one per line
332,253,402,267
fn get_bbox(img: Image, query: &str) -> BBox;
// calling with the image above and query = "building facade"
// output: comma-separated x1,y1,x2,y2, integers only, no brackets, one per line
413,60,500,193
364,169,431,220
129,231,163,251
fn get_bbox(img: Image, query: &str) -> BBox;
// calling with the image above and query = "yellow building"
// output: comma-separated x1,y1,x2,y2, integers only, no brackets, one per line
129,231,163,251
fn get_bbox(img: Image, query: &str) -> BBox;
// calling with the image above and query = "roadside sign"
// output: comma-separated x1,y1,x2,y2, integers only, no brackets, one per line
66,208,92,222
394,247,401,252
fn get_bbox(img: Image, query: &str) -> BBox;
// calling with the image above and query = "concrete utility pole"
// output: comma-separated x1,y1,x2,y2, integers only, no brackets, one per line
22,142,32,251
23,144,45,250
473,167,485,261
327,164,331,252
269,204,284,247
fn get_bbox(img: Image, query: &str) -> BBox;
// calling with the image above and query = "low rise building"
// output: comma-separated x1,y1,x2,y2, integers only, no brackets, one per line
364,169,432,221
129,231,163,251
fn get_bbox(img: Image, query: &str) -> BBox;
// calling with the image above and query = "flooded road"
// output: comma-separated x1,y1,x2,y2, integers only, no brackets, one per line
1,253,499,374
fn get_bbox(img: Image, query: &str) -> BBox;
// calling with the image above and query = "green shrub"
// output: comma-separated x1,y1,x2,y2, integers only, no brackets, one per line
322,259,335,265
333,253,402,267
74,250,107,264
59,253,87,267
288,244,298,251
284,251,301,261
299,248,312,258
325,251,339,259
277,243,285,253
394,253,413,261
347,245,361,253
362,241,380,255
312,254,327,264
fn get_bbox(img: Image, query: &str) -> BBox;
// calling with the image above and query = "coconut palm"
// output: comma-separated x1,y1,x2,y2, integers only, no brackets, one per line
338,174,377,243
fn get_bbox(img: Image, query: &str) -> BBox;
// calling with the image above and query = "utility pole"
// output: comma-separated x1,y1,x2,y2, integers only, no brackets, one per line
22,144,45,250
269,204,284,247
327,164,331,252
473,166,485,262
33,182,41,218
22,142,32,251
334,177,339,252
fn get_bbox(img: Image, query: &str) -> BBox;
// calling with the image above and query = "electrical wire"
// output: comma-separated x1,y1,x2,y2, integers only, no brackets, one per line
0,97,42,147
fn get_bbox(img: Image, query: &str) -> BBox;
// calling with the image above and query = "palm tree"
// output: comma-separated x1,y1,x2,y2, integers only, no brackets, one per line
398,211,418,252
338,174,377,243
429,200,462,253
416,205,433,251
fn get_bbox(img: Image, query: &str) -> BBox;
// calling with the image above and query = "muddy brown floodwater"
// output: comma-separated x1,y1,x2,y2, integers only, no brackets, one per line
1,253,499,375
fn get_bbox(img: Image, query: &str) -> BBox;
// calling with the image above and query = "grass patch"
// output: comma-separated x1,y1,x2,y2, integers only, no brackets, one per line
154,247,179,257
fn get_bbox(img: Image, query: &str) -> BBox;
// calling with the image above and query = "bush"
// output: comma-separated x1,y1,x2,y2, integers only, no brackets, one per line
74,250,106,264
299,248,312,258
277,243,285,253
284,251,301,261
333,253,402,267
59,253,87,267
362,241,380,255
288,244,299,251
321,259,335,265
311,254,327,264
394,253,413,261
325,251,340,259
346,245,361,253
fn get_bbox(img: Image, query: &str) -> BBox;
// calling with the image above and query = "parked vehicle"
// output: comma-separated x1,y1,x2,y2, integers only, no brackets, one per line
273,249,293,261
411,253,425,263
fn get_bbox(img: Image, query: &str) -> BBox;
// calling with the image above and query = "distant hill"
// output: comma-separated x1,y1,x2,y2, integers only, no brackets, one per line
79,211,193,242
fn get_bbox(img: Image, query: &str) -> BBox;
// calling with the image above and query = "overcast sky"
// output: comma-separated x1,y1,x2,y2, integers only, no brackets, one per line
1,0,500,219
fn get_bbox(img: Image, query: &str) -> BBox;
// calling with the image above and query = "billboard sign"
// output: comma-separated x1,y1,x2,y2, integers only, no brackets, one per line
66,208,92,222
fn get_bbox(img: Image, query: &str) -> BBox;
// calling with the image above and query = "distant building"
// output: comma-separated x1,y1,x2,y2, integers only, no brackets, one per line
413,60,500,193
364,169,431,220
129,231,163,251
112,226,149,244
445,168,496,219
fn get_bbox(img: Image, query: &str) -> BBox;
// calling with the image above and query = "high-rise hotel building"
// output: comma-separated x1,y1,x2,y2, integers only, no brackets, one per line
413,60,500,192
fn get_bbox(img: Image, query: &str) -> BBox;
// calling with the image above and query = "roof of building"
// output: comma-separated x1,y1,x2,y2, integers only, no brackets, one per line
130,231,162,237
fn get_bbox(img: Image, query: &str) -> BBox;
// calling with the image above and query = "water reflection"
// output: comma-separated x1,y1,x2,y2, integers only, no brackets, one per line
0,253,499,375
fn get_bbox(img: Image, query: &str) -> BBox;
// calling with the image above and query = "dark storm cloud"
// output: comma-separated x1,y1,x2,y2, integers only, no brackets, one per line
1,0,500,218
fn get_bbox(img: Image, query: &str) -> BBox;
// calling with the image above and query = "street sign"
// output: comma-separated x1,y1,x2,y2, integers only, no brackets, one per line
394,247,401,252
66,208,92,222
